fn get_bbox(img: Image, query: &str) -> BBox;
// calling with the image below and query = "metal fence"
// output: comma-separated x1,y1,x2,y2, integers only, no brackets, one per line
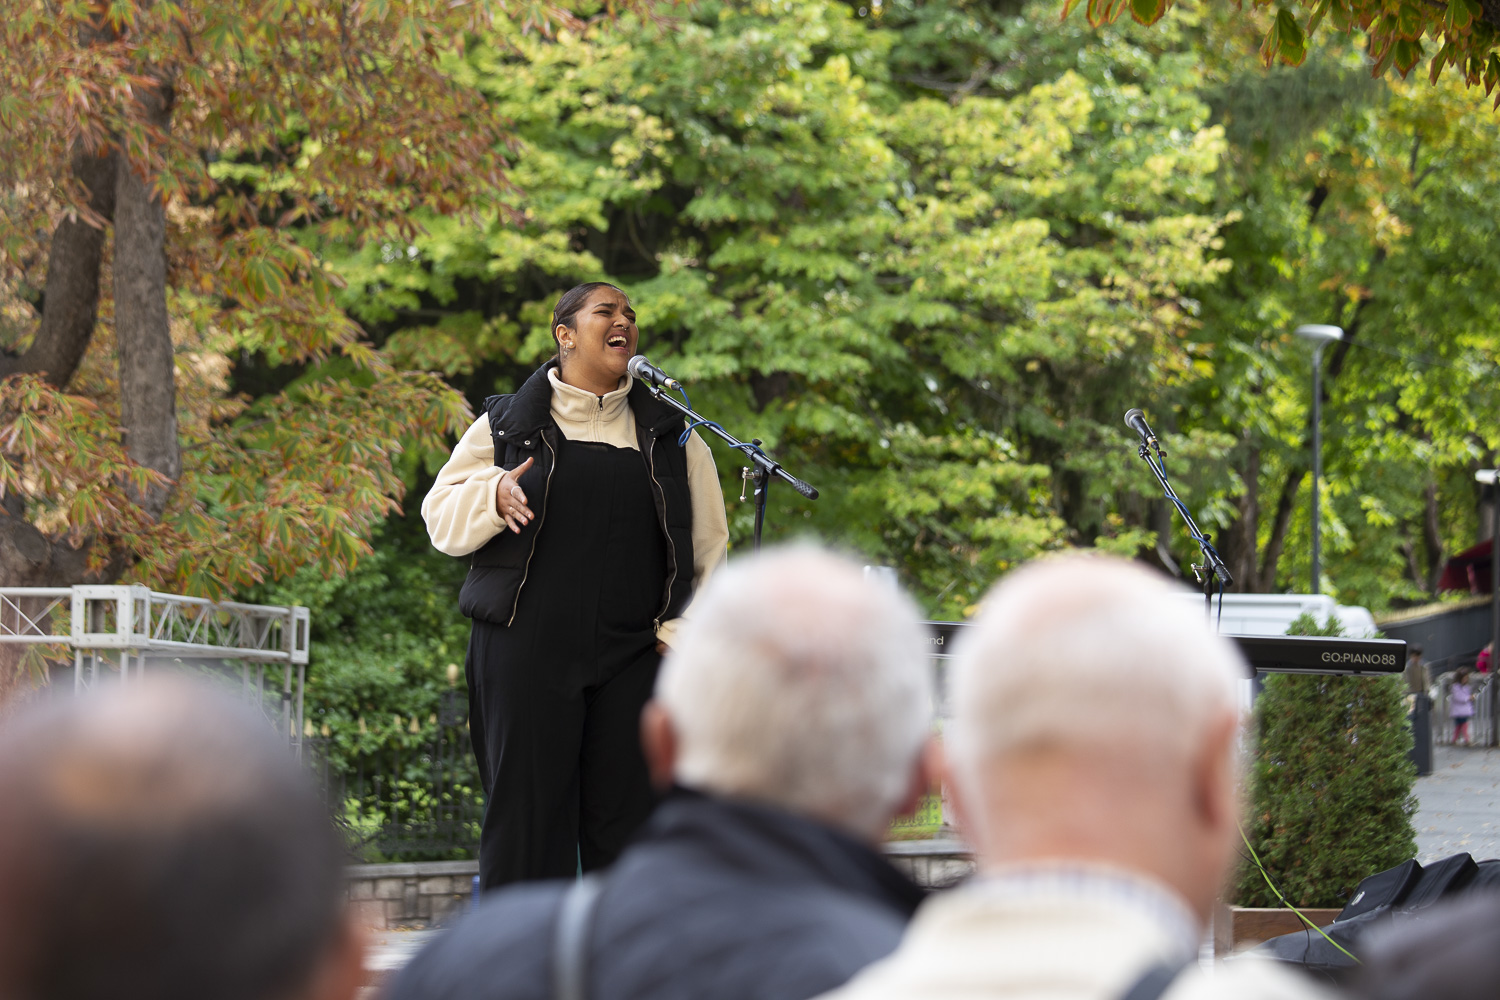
0,585,310,747
306,685,484,861
1433,671,1497,747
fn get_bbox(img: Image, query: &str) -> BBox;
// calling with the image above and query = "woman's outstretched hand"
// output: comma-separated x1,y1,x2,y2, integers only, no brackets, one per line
496,456,535,533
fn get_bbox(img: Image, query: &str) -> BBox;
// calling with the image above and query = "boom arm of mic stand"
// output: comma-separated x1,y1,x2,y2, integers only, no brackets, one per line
1137,443,1233,589
642,385,820,500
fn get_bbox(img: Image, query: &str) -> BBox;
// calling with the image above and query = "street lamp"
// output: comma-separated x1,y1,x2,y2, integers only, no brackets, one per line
1295,324,1344,595
1476,468,1500,746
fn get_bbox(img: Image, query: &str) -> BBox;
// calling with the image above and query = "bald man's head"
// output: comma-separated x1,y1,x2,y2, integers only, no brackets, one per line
945,555,1248,924
653,545,933,839
949,554,1243,770
0,679,354,1000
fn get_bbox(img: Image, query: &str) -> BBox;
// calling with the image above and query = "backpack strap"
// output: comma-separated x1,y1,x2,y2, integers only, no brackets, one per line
1118,959,1191,1000
552,874,607,1000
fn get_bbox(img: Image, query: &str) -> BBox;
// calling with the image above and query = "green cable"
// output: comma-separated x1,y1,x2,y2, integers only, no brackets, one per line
1237,822,1363,966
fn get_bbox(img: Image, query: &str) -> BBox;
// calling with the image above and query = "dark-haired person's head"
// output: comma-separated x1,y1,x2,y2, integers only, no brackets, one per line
550,282,636,395
0,678,362,1000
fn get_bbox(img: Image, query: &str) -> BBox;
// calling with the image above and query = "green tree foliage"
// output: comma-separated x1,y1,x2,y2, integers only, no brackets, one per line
251,509,478,859
325,0,1231,617
5,3,1495,628
300,0,1500,620
258,512,469,771
1236,613,1417,907
0,0,526,604
1189,20,1500,604
1065,0,1500,101
245,0,1500,856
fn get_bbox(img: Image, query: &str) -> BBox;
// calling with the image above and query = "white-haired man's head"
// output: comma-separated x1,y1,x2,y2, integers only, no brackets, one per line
647,545,934,841
946,554,1247,924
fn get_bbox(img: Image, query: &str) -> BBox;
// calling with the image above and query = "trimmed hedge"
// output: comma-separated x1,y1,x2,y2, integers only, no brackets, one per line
1234,613,1417,908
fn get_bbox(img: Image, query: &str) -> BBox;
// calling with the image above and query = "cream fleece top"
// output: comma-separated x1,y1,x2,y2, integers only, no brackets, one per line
422,370,730,646
817,865,1336,1000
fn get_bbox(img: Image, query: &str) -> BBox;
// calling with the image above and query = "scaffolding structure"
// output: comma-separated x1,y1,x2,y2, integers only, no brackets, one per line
0,586,311,752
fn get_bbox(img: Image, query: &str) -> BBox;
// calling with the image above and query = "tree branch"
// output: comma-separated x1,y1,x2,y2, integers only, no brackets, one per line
0,148,118,388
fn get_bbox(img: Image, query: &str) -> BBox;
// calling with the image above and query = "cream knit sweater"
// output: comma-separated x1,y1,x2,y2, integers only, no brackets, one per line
818,868,1336,1000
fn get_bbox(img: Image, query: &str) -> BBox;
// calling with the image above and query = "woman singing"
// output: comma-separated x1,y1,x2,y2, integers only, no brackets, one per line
422,282,729,889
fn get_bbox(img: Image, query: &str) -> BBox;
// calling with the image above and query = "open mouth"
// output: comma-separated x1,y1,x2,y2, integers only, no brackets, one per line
607,334,630,350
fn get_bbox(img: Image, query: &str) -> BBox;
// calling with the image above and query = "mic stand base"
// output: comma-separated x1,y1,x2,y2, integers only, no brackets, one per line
753,462,769,553
1193,563,1219,622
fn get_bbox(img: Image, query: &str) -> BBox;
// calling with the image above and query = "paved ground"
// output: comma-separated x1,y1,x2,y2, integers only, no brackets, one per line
363,929,439,994
1414,742,1500,862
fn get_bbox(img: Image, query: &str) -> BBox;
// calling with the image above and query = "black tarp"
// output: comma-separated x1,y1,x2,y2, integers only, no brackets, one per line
1247,854,1487,983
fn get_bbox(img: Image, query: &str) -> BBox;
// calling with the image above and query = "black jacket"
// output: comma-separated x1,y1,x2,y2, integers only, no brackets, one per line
458,362,695,627
386,791,926,1000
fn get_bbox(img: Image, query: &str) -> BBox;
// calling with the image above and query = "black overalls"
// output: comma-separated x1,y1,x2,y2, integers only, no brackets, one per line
465,437,668,889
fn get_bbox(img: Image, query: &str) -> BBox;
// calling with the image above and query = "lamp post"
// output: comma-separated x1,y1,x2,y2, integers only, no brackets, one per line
1295,324,1344,595
1475,468,1500,747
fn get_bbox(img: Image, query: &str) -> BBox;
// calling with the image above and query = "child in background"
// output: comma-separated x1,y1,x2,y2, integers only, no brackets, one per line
1451,669,1475,746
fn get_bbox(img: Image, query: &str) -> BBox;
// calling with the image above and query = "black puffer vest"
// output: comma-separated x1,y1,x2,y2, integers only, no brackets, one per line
457,361,695,628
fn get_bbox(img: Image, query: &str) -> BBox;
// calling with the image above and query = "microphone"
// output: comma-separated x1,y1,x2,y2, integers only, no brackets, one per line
627,355,682,392
1124,408,1161,452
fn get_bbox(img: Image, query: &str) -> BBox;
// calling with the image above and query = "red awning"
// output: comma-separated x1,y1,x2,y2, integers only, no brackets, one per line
1439,539,1498,593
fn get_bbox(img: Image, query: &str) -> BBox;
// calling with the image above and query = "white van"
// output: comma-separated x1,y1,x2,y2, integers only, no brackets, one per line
1174,592,1378,638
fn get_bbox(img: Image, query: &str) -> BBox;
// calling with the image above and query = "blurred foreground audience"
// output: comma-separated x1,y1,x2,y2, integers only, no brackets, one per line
820,555,1332,1000
1350,891,1500,1000
0,679,362,1000
388,546,935,1000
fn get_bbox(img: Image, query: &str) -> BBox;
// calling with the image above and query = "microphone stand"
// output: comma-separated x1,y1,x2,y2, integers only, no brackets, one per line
640,384,819,552
1134,436,1233,621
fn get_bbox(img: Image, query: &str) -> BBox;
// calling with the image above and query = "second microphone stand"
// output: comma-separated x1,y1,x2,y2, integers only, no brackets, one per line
641,384,819,551
1135,436,1233,620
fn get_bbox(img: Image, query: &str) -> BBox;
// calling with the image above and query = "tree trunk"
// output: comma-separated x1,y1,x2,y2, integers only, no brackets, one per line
1150,500,1181,578
0,148,118,387
0,148,120,586
1400,525,1424,593
0,69,179,590
0,495,119,587
749,371,791,412
1423,480,1444,595
1258,463,1307,592
112,74,180,519
1220,439,1262,591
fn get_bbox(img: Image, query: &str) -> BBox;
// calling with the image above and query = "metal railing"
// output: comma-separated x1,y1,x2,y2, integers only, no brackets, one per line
0,585,310,751
1433,671,1496,747
306,686,483,861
